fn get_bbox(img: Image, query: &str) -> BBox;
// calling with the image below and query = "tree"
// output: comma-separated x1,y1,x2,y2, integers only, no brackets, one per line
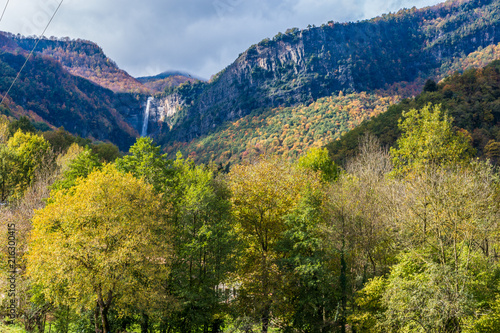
27,165,171,333
115,137,172,193
326,135,396,332
8,116,35,136
0,145,17,201
380,251,475,333
275,191,337,332
51,147,101,193
162,153,235,333
42,127,77,154
373,161,500,332
229,158,320,332
484,140,500,164
91,142,121,163
390,104,474,176
423,79,438,92
296,147,339,182
7,130,53,197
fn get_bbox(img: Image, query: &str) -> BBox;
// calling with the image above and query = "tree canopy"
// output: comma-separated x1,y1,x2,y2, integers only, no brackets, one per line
27,165,171,333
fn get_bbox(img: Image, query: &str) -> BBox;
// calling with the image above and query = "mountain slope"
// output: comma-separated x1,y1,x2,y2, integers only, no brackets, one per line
0,35,139,150
327,60,500,165
164,92,398,165
158,0,500,144
137,71,199,93
9,33,148,93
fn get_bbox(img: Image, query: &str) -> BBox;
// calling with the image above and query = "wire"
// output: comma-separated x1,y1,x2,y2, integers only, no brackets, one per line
0,0,64,107
0,0,9,23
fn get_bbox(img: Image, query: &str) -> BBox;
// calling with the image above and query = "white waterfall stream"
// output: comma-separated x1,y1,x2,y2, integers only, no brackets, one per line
141,97,154,137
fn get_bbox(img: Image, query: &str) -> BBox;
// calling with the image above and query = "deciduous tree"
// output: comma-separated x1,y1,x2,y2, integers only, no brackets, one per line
229,158,319,333
27,165,171,333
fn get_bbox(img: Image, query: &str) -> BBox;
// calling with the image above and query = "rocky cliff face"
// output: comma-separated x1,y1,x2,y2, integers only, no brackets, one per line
157,0,500,143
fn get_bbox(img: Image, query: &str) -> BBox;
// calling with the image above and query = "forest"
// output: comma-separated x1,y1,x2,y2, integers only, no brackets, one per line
165,92,399,166
6,1,500,329
2,90,500,333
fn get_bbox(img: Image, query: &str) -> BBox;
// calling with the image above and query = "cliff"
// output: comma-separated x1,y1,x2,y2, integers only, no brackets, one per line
159,0,500,143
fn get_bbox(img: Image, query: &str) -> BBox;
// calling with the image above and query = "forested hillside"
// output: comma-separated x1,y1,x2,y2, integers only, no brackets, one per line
0,35,138,150
11,34,148,93
327,60,500,165
165,92,398,165
4,0,500,159
160,0,500,144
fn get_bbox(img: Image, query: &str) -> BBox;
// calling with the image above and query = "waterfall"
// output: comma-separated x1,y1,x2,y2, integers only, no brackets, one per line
141,97,153,137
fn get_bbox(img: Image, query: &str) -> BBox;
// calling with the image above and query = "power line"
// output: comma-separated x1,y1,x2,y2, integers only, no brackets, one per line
0,0,65,107
0,0,10,23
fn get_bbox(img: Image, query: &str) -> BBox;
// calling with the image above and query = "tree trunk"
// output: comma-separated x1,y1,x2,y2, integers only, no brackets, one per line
94,304,100,333
141,312,149,333
211,318,223,333
339,241,347,333
261,249,271,333
97,290,113,333
262,303,270,333
36,313,46,333
100,306,110,333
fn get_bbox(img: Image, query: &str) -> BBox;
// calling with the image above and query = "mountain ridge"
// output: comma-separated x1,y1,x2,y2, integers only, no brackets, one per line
154,0,500,145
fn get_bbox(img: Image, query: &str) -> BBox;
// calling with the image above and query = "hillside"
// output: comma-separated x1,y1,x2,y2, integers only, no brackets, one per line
155,0,500,145
2,0,500,160
165,92,399,165
0,35,139,150
8,33,149,93
327,60,500,165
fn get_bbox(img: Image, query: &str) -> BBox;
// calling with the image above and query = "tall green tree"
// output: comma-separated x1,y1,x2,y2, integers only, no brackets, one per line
275,191,337,332
115,137,173,193
163,154,235,333
51,147,102,193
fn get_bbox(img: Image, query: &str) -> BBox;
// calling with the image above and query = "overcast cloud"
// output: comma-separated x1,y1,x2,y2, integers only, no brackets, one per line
0,0,441,79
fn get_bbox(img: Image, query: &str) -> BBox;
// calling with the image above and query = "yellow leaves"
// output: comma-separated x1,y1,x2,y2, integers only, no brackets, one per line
56,142,84,171
27,164,171,309
391,104,475,176
229,158,320,252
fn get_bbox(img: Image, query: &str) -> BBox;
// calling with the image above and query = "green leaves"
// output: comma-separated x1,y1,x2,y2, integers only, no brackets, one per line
51,147,101,193
391,104,475,176
115,137,173,193
297,147,339,182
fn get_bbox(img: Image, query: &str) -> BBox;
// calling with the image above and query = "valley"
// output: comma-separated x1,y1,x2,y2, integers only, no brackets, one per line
5,0,500,331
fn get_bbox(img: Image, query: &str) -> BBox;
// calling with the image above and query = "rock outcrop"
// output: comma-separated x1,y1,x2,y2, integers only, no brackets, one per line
158,0,500,143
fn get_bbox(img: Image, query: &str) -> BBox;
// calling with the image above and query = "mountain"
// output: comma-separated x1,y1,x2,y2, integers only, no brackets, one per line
136,71,201,93
0,33,141,150
2,0,500,160
9,33,149,93
152,0,500,147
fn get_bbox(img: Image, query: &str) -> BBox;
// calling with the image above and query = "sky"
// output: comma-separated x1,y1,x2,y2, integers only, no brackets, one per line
0,0,442,79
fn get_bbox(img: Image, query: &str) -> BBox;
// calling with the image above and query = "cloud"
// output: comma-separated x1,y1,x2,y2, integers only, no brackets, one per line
0,0,441,79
